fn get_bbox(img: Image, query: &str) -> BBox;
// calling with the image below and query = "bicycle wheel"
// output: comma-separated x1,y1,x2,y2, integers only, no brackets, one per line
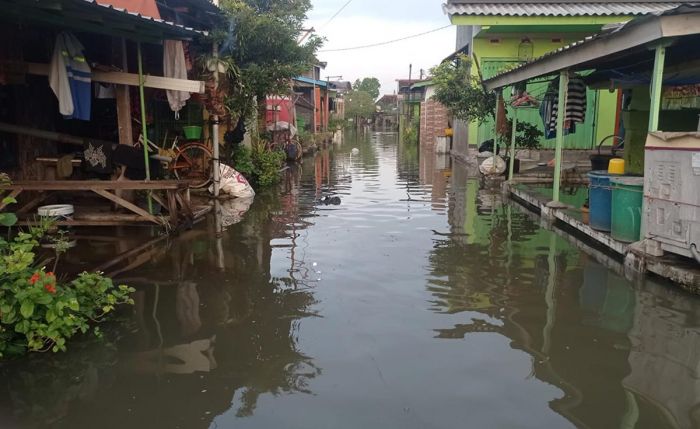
172,142,213,188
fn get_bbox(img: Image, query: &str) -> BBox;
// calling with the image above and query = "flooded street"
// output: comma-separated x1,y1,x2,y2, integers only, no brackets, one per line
3,131,700,429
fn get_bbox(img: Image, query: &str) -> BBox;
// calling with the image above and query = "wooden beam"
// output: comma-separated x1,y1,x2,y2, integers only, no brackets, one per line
1,180,187,191
115,37,134,146
25,62,205,93
92,189,162,225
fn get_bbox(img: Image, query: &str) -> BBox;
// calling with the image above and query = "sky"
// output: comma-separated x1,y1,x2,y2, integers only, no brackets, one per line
306,0,456,97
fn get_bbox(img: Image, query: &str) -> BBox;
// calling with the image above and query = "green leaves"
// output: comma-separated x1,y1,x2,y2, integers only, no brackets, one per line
19,301,34,318
430,54,496,124
1,228,134,357
0,196,18,227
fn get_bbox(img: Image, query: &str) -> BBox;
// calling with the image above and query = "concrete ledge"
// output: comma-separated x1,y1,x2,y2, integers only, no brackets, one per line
506,182,700,293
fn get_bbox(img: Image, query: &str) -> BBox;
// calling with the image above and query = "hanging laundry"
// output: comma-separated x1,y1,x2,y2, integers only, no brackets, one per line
49,32,92,120
540,76,586,139
163,40,190,119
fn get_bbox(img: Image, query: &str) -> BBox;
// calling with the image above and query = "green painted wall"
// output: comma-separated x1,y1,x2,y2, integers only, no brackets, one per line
621,86,700,175
469,36,618,150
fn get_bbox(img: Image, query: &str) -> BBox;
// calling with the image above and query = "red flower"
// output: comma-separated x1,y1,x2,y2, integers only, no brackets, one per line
28,272,41,285
44,283,56,294
46,272,55,279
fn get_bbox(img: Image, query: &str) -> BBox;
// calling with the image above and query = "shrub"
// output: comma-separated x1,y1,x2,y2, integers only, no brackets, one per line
232,141,284,189
0,200,134,357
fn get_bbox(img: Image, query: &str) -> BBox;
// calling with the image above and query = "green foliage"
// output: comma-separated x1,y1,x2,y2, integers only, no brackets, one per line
297,128,314,148
352,77,380,100
232,144,255,178
0,201,134,358
252,142,285,187
233,143,285,189
403,115,420,143
216,0,324,123
429,54,496,124
504,119,543,151
327,118,345,131
345,90,376,119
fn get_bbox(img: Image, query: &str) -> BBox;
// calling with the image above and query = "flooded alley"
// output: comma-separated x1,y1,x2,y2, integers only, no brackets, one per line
2,131,700,429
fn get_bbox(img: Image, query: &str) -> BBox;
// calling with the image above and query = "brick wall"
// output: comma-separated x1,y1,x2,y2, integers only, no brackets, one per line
420,99,449,149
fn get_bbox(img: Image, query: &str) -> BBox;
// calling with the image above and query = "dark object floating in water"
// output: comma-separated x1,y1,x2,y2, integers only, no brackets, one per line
320,196,341,205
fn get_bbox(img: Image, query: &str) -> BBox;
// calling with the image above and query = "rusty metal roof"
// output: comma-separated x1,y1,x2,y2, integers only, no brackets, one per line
443,1,694,17
0,0,208,42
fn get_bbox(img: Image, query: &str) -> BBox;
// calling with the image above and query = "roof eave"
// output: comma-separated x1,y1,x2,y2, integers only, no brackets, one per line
484,12,700,90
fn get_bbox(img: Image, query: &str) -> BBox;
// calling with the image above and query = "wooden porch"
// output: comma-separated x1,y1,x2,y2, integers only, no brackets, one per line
0,180,211,228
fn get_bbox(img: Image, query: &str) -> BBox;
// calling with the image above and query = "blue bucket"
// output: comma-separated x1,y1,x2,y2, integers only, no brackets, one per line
588,170,613,232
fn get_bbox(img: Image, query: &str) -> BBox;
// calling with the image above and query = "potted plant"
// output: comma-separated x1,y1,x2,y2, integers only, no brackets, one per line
502,119,543,173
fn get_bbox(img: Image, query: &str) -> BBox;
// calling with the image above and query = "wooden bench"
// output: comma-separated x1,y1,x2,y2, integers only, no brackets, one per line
0,180,193,227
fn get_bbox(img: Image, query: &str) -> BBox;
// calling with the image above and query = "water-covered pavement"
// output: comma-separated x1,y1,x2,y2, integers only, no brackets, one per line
2,130,700,429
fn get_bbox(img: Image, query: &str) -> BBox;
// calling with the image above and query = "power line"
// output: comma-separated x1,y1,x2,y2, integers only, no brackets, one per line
319,25,452,52
320,0,354,30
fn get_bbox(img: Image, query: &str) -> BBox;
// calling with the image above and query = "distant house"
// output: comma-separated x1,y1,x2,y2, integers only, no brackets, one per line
396,78,430,134
442,0,692,159
330,81,352,95
287,62,332,132
376,94,398,112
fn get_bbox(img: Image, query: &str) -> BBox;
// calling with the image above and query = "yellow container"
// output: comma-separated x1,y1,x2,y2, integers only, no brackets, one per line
608,158,625,175
445,128,453,137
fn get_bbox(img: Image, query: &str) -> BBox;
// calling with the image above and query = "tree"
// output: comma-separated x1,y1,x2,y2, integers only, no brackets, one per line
352,77,381,100
345,90,375,119
429,54,495,124
214,0,324,125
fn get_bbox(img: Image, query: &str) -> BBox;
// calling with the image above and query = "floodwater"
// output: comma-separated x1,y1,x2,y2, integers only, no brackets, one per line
2,130,700,429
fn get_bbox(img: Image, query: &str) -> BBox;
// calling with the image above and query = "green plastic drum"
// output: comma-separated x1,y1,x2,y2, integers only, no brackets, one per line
610,176,645,242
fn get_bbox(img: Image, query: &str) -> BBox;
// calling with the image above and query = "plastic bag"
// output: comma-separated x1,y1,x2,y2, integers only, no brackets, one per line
210,164,255,198
479,155,507,176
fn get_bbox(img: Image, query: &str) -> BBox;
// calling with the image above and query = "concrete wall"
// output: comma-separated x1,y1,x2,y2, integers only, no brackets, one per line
452,25,475,159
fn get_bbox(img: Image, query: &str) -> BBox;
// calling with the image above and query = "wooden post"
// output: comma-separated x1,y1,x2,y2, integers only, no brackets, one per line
648,45,666,132
136,42,153,214
509,108,517,180
115,38,133,146
553,71,568,204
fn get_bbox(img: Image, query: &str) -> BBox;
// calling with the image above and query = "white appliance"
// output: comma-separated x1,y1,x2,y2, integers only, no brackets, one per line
644,132,700,263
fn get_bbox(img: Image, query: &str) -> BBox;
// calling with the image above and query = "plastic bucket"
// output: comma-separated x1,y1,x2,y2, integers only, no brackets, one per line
608,158,625,175
590,154,614,171
182,126,202,141
610,176,644,242
38,204,74,219
588,171,613,231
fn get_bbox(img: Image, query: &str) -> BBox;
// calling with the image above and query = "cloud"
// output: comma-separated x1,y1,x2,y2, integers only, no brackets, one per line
307,0,455,96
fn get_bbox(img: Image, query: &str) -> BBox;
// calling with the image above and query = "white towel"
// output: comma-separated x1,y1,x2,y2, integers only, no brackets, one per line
163,40,190,118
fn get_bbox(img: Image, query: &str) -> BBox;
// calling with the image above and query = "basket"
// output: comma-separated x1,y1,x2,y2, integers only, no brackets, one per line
182,126,203,141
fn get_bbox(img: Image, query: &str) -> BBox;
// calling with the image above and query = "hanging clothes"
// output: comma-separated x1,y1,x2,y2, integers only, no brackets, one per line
540,76,586,138
163,40,190,119
49,32,92,120
496,96,509,137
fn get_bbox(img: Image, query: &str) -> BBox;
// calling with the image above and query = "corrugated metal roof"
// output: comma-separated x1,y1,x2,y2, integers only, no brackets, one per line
86,0,207,36
443,2,691,17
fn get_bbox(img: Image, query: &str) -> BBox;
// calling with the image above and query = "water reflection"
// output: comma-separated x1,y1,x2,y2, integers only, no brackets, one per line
1,189,319,428
433,161,700,428
2,131,700,429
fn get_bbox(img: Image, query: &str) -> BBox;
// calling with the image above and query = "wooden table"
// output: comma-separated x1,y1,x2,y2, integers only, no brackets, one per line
0,180,193,227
